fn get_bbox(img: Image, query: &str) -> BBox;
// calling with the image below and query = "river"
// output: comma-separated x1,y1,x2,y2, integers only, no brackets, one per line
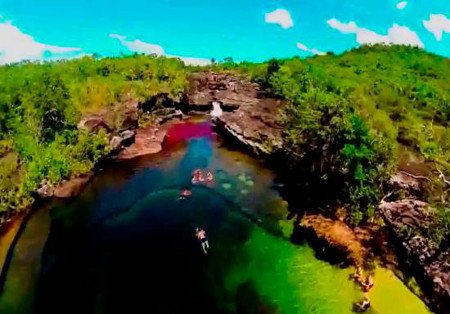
0,120,430,314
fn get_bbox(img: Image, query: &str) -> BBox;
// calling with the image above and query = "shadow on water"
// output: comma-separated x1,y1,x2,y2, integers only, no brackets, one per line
34,188,268,314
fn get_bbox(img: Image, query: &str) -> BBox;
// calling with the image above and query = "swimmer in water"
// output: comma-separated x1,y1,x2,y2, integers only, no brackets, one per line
206,171,214,182
195,227,209,254
179,189,192,200
192,169,204,184
355,295,371,312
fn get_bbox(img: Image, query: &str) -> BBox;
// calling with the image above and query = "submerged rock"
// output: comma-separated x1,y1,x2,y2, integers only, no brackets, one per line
222,183,232,190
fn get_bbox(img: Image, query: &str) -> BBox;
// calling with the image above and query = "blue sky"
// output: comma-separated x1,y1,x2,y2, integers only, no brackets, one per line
0,0,449,65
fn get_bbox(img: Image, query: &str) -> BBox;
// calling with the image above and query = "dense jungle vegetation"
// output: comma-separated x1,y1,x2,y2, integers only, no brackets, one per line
220,45,450,245
0,55,187,217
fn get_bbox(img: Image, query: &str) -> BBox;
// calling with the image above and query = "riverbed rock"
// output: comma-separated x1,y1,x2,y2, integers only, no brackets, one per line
36,180,54,198
379,198,450,312
140,93,177,112
110,130,136,151
116,126,167,160
187,72,285,156
388,172,425,197
77,116,111,133
300,214,367,267
53,174,93,198
152,108,183,125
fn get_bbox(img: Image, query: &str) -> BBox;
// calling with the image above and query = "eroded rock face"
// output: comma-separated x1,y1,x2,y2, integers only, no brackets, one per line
187,72,285,156
117,126,167,160
37,174,93,199
389,172,424,197
110,130,136,151
53,174,92,198
77,116,111,133
379,198,450,312
36,180,54,198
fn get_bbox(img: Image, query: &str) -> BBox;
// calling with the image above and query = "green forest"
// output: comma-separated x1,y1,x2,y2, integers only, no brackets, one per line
221,45,450,246
0,45,449,247
0,55,187,216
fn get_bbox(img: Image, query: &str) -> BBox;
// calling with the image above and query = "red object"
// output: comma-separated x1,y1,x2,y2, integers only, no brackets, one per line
163,121,213,149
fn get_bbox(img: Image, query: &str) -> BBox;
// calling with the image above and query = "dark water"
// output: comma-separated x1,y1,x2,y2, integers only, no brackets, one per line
0,121,429,314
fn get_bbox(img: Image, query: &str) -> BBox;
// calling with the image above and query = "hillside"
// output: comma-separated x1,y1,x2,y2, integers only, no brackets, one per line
0,55,188,218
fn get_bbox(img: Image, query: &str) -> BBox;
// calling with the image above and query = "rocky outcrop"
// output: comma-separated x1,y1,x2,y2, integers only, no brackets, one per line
53,174,93,198
379,198,450,313
300,214,367,267
77,116,111,133
187,72,285,156
37,174,93,199
110,130,136,152
116,125,168,160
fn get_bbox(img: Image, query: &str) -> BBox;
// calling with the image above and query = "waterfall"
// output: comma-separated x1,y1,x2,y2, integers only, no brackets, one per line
210,101,223,118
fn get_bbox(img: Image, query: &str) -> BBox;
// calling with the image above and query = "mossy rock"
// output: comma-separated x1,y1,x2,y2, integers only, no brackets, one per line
222,183,232,190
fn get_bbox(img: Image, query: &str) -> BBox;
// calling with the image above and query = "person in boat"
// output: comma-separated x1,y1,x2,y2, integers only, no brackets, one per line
179,188,192,200
195,227,209,254
206,171,214,182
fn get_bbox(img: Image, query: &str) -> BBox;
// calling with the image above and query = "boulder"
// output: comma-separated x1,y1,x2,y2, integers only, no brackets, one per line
53,174,92,198
109,130,136,151
379,198,450,312
140,93,176,112
77,116,111,133
36,180,54,198
389,172,424,197
117,126,167,160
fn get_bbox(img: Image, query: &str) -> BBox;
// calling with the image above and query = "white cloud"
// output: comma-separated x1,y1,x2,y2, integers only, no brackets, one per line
388,24,423,47
396,2,407,10
176,56,211,66
423,14,450,41
109,33,211,66
327,19,423,47
327,18,357,33
0,21,82,65
109,33,164,55
296,42,325,55
265,9,293,29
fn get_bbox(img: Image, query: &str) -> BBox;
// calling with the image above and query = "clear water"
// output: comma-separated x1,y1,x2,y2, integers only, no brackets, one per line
0,121,430,314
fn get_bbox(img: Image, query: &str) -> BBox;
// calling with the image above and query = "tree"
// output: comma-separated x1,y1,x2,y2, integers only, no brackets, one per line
223,57,234,63
31,71,72,142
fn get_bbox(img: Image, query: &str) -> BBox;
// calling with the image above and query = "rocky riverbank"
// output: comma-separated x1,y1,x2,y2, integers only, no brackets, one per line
378,172,450,314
